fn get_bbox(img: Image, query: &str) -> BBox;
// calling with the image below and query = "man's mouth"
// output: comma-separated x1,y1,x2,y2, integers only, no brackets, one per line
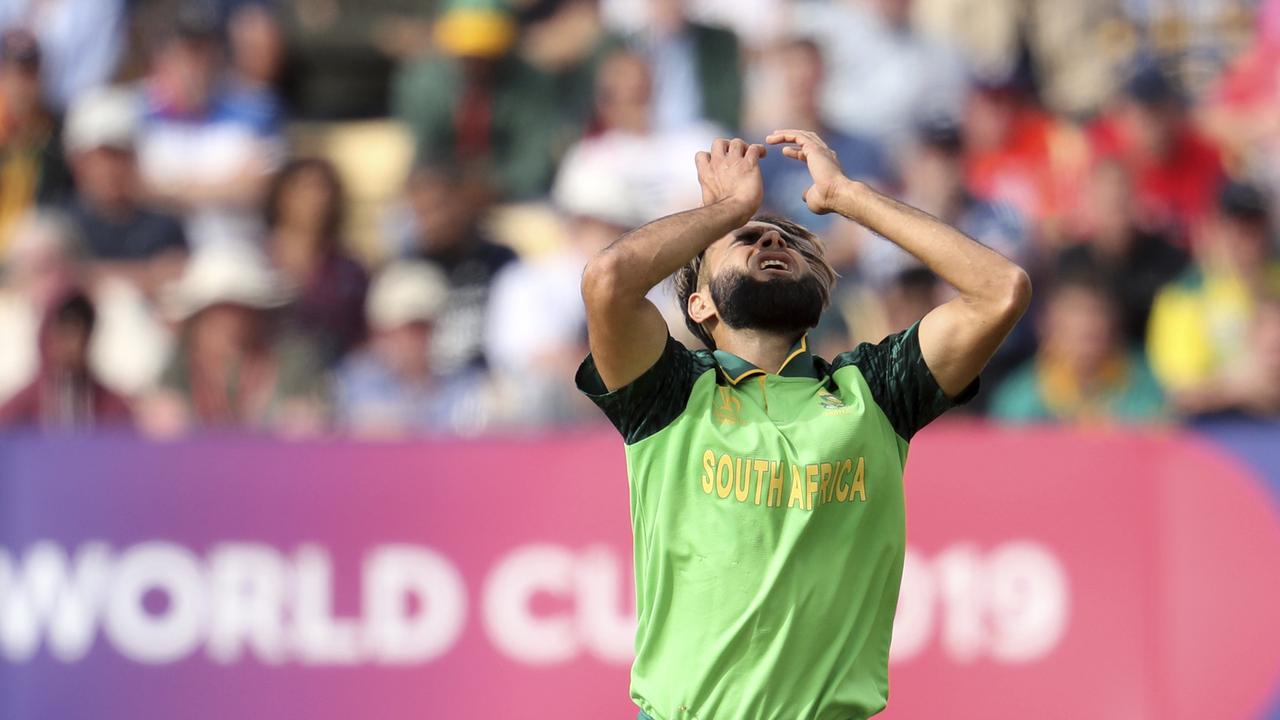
756,252,793,274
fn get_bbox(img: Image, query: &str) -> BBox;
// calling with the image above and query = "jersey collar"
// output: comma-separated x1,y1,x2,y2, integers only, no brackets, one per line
713,335,820,384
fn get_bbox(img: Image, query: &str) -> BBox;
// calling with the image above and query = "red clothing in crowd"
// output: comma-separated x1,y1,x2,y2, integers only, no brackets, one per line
1088,116,1223,236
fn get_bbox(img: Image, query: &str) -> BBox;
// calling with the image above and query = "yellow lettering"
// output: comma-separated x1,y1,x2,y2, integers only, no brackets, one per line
701,450,715,494
767,462,784,507
788,464,804,508
753,459,770,505
819,462,834,504
716,454,733,499
834,460,850,502
735,457,751,502
805,464,820,510
849,457,866,502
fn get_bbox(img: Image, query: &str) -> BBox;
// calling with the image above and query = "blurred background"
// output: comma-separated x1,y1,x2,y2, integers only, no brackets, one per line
2,0,1280,718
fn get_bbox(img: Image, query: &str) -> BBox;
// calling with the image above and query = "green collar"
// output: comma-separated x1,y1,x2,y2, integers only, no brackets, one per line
713,335,820,384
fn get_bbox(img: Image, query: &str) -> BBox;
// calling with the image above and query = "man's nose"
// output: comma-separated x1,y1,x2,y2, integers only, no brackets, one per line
758,230,788,249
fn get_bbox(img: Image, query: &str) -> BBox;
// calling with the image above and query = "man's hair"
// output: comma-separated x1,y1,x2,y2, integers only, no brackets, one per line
672,214,837,349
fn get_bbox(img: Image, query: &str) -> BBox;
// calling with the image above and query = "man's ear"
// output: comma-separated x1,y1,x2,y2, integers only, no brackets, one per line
688,287,718,324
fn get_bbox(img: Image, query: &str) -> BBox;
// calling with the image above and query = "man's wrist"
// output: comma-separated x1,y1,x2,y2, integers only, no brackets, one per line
827,177,873,220
712,196,758,228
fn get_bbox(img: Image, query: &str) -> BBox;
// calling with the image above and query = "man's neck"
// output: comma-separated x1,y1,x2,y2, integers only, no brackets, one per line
714,328,800,374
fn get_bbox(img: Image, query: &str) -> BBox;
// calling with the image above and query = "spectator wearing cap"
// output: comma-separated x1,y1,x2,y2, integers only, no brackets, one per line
1147,181,1280,412
139,241,328,437
403,164,515,375
991,270,1166,424
754,38,891,232
1088,62,1223,235
264,157,369,367
485,130,644,427
392,0,560,200
136,2,285,248
0,28,73,251
334,261,493,437
62,86,188,293
0,0,125,110
0,291,133,433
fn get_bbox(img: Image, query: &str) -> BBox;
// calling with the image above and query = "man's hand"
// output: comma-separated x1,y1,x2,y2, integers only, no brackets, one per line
766,129,848,215
695,138,767,222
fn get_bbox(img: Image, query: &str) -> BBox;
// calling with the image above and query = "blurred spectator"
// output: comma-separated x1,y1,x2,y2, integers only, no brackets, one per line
621,0,743,132
519,0,625,134
860,117,1027,288
62,85,188,292
405,165,515,374
991,272,1165,424
0,291,132,432
392,0,560,200
264,158,368,366
141,241,328,436
226,2,287,128
1147,181,1280,412
963,72,1088,239
1057,158,1188,347
1187,296,1280,420
335,261,492,436
0,28,73,251
0,0,126,110
1200,1,1280,199
0,211,83,402
553,49,717,225
755,38,891,232
485,141,639,427
1089,63,1223,235
789,0,967,152
137,3,283,248
913,0,1122,116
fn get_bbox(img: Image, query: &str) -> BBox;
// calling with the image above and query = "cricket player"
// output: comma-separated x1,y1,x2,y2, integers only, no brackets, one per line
575,130,1031,719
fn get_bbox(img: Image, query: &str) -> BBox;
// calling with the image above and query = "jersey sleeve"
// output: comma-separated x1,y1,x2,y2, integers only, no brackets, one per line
832,322,978,441
575,336,703,445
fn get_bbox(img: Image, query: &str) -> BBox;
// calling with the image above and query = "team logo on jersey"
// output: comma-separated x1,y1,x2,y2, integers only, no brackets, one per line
715,387,742,424
818,388,846,409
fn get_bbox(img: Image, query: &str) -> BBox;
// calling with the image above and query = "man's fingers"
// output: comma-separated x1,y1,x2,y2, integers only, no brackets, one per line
782,146,806,161
729,137,747,157
767,129,828,149
749,143,767,159
695,151,711,175
712,138,729,156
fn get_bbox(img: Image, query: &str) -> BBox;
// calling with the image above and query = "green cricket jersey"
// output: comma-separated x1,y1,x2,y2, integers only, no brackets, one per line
575,323,975,720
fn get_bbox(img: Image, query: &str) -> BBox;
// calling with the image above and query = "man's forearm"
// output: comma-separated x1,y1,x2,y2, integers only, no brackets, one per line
585,199,752,300
828,179,1025,302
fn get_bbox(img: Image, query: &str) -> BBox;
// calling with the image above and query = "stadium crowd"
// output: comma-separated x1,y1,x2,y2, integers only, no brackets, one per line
1,0,1279,437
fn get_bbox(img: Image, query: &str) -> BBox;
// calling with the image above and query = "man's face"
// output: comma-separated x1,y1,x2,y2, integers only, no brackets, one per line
694,221,825,337
72,147,137,209
0,62,40,118
408,171,478,254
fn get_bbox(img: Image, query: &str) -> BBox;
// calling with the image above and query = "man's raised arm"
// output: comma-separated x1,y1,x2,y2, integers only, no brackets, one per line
767,129,1031,397
582,138,765,391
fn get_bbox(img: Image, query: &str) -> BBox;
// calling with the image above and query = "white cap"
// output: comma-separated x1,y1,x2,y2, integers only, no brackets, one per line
161,241,293,320
64,86,140,154
552,143,644,230
366,261,450,331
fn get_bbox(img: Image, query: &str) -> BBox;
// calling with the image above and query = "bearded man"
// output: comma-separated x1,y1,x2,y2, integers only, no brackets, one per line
575,130,1031,720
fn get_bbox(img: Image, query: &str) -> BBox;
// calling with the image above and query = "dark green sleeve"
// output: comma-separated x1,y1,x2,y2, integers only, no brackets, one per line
574,336,704,445
832,322,978,440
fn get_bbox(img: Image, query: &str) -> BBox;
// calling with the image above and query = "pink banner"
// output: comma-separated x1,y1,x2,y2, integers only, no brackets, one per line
2,427,1280,719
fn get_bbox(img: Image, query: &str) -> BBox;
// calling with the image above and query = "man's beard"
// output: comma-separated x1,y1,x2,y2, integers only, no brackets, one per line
709,269,824,337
